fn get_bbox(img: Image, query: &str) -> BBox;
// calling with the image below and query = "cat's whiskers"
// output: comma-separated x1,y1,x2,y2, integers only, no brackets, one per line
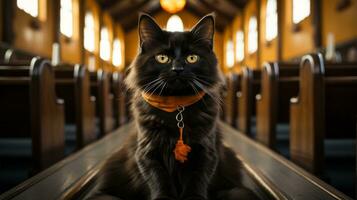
158,81,167,96
147,81,165,99
142,78,163,90
193,77,213,87
193,80,222,106
189,81,209,108
142,79,163,94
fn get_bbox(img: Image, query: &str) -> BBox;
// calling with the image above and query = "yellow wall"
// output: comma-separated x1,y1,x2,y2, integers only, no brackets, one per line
232,14,244,73
281,0,315,60
223,26,232,73
61,0,81,64
13,0,55,58
124,10,223,72
322,0,357,46
113,24,125,71
83,0,101,70
259,0,278,65
244,0,259,69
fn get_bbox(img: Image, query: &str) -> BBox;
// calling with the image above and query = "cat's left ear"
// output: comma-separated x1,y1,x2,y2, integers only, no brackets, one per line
190,13,215,49
138,13,163,46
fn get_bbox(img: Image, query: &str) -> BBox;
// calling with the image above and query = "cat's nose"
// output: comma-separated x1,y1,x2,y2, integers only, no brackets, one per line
171,60,184,73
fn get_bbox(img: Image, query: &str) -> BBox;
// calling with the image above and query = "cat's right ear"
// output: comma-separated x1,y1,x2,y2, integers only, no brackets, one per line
138,13,162,46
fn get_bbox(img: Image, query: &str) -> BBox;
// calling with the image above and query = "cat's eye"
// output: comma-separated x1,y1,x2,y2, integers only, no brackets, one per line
155,54,171,64
186,55,199,64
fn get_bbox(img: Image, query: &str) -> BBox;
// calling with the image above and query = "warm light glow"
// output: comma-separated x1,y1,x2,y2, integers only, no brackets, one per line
60,0,73,37
166,15,184,32
160,0,186,14
17,0,38,17
112,39,122,67
248,16,258,54
266,0,277,41
235,31,244,62
293,0,310,24
226,40,234,68
84,12,95,52
100,27,111,61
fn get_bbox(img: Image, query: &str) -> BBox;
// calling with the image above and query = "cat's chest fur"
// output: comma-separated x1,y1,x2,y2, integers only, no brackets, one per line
134,97,219,175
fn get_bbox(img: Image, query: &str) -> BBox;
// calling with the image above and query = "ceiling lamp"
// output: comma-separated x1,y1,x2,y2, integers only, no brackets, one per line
160,0,186,14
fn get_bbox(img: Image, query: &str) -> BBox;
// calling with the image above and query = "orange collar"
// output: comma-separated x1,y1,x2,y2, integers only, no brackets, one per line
141,91,205,112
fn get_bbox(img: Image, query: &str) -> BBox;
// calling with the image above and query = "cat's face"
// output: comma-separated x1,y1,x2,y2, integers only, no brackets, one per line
127,13,222,96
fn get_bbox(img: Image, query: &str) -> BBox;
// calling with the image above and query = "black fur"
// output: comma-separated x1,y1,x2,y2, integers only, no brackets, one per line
88,14,258,200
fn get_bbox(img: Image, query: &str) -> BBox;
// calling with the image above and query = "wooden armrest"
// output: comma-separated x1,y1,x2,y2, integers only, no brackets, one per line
220,122,352,200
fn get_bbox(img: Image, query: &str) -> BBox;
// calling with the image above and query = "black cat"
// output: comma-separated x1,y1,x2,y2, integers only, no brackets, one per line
87,13,258,200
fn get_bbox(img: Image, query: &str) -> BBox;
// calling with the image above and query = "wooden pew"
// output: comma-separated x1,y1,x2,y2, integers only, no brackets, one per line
54,64,97,149
237,68,261,136
0,58,65,171
0,42,10,62
1,46,97,149
255,63,299,149
90,70,115,136
223,73,240,128
2,48,36,63
290,53,357,174
0,121,351,200
110,72,128,127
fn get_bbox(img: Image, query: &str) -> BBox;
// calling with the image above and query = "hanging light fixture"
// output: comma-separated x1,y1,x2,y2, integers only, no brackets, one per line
160,0,186,14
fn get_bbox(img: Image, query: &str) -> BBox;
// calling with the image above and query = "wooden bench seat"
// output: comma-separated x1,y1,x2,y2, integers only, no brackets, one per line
90,70,115,136
237,68,261,136
255,62,299,152
54,64,97,150
0,121,351,200
0,58,65,172
290,54,357,172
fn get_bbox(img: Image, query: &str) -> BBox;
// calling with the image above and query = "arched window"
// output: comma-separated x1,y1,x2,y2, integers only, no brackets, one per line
100,27,111,61
60,0,73,37
166,15,184,32
112,39,122,67
235,31,244,62
293,0,310,24
266,0,277,41
17,0,38,17
84,12,95,52
226,40,234,68
248,16,258,54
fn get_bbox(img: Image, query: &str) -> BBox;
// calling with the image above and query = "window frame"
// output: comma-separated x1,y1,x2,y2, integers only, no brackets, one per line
248,16,258,54
112,38,122,67
265,0,278,42
99,26,111,62
235,30,245,63
60,0,74,38
292,0,311,25
17,0,39,18
84,11,95,52
166,15,184,32
226,39,234,68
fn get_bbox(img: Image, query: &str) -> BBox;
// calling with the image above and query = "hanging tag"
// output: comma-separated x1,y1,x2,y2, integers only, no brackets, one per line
173,106,191,163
